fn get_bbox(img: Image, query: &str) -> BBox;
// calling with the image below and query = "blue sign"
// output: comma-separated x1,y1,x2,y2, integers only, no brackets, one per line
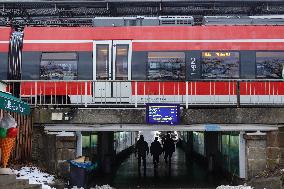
146,103,180,125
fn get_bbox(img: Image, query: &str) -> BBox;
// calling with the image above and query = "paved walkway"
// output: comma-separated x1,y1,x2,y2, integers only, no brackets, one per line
91,131,228,188
112,148,226,188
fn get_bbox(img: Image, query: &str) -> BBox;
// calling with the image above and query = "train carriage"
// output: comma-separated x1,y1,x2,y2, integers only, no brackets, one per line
2,23,284,106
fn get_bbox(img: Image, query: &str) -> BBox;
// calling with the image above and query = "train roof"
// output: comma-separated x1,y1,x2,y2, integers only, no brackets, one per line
203,15,284,26
1,0,284,27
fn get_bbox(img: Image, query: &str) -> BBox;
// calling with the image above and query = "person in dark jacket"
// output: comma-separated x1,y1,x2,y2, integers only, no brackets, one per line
150,137,163,168
163,134,175,165
135,135,149,175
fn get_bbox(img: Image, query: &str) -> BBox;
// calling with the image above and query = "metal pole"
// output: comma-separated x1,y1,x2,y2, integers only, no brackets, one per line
85,82,87,107
186,81,188,109
35,81,37,106
237,81,240,108
135,81,138,108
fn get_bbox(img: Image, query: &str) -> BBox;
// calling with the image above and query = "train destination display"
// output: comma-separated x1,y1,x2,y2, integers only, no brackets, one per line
146,103,180,125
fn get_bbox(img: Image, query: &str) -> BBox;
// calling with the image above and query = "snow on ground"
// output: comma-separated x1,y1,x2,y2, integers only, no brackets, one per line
216,185,253,189
12,166,55,189
10,166,253,189
11,166,114,189
69,185,114,189
91,185,115,189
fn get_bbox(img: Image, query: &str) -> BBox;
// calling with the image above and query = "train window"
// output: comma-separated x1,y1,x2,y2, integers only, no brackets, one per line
40,52,78,80
147,52,185,80
256,52,284,79
201,52,240,78
96,45,110,80
115,45,129,80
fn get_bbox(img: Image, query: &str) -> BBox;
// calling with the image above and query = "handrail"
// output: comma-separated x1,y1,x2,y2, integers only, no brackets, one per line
2,80,284,108
3,79,284,82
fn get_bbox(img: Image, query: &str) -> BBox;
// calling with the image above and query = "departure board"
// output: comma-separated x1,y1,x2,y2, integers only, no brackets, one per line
146,103,180,125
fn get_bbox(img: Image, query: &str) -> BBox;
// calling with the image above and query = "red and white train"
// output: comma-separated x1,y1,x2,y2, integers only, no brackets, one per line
1,23,284,105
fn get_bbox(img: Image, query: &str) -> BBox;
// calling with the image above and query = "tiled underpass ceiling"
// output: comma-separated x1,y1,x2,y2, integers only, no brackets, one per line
0,1,284,26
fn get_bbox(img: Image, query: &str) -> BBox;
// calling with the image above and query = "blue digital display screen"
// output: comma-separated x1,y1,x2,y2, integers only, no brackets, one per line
146,103,180,125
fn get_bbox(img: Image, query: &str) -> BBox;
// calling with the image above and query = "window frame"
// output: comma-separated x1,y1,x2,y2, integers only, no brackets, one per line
201,51,241,79
146,51,186,81
255,51,284,79
39,52,79,80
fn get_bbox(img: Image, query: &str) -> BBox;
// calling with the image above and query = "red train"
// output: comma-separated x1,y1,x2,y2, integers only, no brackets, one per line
1,25,284,105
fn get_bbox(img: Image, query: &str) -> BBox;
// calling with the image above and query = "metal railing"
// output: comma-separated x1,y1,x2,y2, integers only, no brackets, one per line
4,79,284,108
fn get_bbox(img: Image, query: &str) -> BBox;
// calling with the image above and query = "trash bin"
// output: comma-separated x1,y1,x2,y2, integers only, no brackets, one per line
68,160,96,188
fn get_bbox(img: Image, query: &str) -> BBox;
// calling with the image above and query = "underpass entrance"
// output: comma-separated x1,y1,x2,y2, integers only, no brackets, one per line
44,124,277,188
111,131,230,189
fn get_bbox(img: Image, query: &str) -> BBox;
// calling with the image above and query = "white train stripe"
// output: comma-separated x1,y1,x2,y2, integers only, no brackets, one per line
23,40,93,43
133,39,284,43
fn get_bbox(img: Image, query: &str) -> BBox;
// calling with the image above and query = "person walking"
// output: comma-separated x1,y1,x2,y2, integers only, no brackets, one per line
135,135,149,175
163,134,175,165
150,137,163,168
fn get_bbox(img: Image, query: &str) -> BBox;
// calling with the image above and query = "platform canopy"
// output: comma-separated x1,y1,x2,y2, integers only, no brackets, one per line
0,91,30,115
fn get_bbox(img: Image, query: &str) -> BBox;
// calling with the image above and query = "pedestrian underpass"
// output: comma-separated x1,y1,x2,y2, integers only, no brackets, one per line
74,130,242,188
111,131,231,188
42,124,279,188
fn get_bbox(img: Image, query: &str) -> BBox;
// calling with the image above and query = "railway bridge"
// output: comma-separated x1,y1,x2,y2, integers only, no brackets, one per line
24,84,284,188
1,2,284,186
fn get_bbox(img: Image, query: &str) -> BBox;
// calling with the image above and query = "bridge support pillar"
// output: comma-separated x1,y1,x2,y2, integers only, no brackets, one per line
98,132,115,174
204,132,218,172
244,132,267,179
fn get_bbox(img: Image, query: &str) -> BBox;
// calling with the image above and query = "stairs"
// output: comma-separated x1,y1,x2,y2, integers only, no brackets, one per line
0,174,42,189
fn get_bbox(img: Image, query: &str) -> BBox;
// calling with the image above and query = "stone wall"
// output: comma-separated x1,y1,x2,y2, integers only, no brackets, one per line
267,131,281,170
279,127,284,167
32,127,76,178
31,127,45,166
55,136,77,178
244,133,267,179
33,107,284,125
267,128,284,170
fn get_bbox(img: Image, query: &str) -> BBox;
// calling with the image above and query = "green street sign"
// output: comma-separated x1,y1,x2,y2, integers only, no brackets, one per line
0,91,30,115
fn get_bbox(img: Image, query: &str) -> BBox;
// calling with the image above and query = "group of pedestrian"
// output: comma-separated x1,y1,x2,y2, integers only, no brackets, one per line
135,133,175,175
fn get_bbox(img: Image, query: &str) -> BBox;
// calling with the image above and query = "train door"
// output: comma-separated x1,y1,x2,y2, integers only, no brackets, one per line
93,40,132,101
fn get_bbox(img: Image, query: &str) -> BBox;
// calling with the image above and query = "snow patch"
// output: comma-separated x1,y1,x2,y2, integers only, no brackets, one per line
91,185,115,189
216,186,253,189
11,166,114,189
12,166,55,189
69,185,114,189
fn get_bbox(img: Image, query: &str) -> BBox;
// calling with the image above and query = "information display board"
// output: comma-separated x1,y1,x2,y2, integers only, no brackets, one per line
146,103,180,125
